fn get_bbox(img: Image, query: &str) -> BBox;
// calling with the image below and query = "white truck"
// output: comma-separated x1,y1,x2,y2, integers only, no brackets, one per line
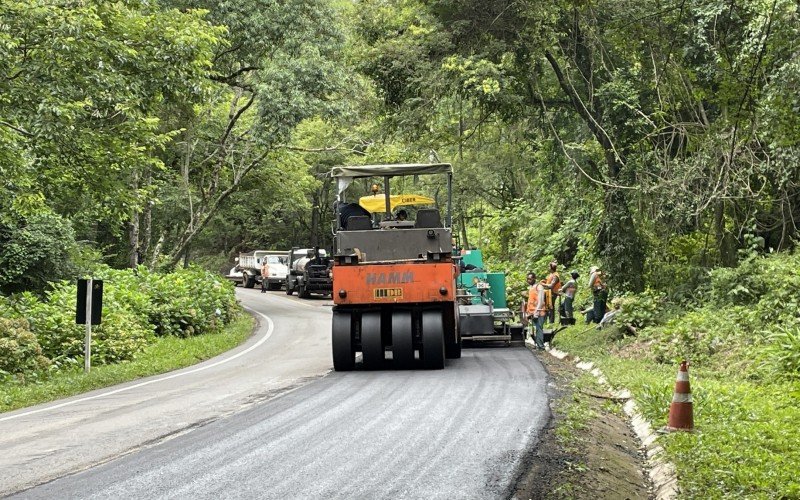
235,250,289,290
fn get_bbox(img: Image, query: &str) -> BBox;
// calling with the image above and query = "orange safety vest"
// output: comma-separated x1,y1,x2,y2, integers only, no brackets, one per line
540,282,552,312
591,272,604,291
526,286,538,314
548,272,561,295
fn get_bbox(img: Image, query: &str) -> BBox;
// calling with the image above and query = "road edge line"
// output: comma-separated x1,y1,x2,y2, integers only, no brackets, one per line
0,308,274,423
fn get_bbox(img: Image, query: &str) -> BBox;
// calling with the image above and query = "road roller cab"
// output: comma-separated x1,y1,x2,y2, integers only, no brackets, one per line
330,163,460,370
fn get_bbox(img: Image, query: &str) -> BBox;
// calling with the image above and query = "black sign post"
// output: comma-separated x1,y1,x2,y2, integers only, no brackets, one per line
76,279,103,372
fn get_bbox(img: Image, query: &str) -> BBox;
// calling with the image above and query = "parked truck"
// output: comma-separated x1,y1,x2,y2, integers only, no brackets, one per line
285,247,332,298
235,250,289,289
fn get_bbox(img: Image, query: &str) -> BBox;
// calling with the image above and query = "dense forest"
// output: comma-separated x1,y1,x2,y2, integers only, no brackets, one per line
3,3,800,495
1,0,798,296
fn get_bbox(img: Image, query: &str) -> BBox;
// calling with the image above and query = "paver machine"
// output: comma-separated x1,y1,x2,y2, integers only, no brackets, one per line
456,249,513,344
330,163,460,370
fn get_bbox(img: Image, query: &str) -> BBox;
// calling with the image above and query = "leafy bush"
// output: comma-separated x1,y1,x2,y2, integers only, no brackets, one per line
139,266,238,337
642,306,764,370
0,265,238,375
0,318,51,376
615,290,666,330
765,323,800,379
0,212,79,295
7,284,153,367
709,251,800,310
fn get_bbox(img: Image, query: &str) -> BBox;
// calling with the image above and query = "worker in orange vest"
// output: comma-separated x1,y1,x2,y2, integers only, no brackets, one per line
588,266,607,323
543,260,561,324
525,272,549,350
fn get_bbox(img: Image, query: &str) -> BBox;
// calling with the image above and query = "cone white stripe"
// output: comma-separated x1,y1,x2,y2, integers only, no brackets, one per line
676,371,689,382
672,393,693,403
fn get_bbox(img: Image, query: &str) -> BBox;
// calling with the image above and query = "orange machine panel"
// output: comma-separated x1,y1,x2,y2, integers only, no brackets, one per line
333,262,456,305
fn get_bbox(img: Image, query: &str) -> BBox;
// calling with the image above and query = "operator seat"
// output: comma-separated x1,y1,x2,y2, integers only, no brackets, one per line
337,202,371,229
415,209,442,228
345,215,372,231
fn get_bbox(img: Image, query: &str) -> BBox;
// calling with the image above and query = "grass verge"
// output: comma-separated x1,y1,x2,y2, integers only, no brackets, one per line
553,324,800,499
514,350,648,499
0,313,255,414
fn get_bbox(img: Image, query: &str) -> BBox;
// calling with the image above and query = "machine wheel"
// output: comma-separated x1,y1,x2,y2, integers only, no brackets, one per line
243,273,255,289
332,311,355,371
445,330,462,359
285,281,294,295
421,311,445,370
361,312,384,370
391,312,414,369
299,285,310,298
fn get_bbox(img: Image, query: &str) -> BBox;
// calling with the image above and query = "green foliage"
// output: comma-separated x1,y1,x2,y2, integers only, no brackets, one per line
0,318,51,377
0,213,79,295
614,291,667,330
0,266,238,376
0,314,253,413
765,324,800,380
0,1,224,227
138,266,238,337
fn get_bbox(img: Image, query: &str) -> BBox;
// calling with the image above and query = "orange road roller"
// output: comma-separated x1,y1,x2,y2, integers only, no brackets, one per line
330,163,460,370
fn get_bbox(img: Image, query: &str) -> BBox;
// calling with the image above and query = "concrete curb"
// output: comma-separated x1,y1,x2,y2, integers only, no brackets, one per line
527,339,680,499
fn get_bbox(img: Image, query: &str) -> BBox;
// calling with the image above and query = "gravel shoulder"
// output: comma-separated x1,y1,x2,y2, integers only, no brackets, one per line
512,349,650,499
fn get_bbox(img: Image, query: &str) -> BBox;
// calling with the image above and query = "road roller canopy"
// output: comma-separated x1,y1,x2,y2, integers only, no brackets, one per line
333,162,453,228
358,194,435,213
331,163,452,178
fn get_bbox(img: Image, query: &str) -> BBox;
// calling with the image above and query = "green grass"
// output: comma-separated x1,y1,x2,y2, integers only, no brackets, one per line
555,373,599,451
0,313,255,414
553,325,800,499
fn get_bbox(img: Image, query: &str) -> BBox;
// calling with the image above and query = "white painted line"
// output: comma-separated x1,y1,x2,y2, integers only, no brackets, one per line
0,307,274,423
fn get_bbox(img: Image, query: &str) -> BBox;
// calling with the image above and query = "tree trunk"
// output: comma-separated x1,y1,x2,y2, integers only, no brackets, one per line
597,189,645,293
715,200,737,267
310,191,320,247
128,171,140,268
459,213,470,249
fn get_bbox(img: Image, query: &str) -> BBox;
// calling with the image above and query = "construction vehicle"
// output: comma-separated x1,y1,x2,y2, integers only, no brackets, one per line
330,163,459,370
235,250,284,289
456,249,513,344
286,247,332,298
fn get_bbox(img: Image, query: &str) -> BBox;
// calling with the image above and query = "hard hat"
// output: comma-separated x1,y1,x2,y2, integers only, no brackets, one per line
589,266,598,273
571,270,579,278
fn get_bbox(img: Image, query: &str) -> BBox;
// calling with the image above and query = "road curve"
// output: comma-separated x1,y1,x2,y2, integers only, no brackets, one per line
0,288,331,496
4,289,552,499
13,354,550,497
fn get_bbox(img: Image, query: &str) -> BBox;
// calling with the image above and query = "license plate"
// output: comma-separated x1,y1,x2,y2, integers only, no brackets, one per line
374,288,403,299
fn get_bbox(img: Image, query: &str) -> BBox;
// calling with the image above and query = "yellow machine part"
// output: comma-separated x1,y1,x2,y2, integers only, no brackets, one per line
358,194,434,213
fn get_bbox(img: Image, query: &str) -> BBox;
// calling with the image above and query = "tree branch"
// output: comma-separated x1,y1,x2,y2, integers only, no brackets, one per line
0,120,33,138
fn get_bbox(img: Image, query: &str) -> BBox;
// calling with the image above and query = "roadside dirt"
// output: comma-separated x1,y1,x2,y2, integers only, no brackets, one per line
511,351,650,500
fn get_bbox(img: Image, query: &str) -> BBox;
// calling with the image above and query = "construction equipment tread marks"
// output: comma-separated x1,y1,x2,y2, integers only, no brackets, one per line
332,311,355,371
421,310,445,369
361,312,384,369
391,311,414,369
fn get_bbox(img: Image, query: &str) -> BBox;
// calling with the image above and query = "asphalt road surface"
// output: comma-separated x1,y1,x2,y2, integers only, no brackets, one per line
3,288,550,499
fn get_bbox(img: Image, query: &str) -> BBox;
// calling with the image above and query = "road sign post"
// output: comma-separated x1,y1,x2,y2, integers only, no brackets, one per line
84,279,92,372
76,279,103,373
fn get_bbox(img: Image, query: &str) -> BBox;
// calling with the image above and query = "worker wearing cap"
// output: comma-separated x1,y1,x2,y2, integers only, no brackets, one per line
588,266,607,324
561,270,579,320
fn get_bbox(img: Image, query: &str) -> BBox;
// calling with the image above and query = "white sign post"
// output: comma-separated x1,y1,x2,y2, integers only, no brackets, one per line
84,278,92,373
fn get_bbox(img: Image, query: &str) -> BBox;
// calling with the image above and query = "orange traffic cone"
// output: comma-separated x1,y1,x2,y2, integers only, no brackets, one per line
666,360,694,431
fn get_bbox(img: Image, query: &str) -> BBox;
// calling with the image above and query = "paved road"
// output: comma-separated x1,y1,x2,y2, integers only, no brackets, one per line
0,288,332,496
3,289,550,499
